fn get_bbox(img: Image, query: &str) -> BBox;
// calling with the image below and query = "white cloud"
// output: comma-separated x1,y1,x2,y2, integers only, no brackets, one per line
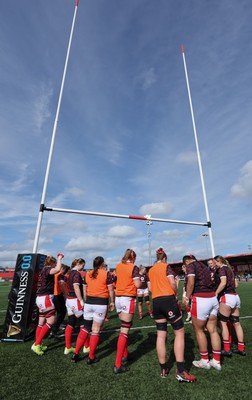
157,229,187,240
8,163,32,193
107,225,136,238
67,187,86,198
136,67,157,90
33,82,53,132
49,187,86,207
176,151,198,165
139,201,173,216
231,160,252,199
65,235,119,252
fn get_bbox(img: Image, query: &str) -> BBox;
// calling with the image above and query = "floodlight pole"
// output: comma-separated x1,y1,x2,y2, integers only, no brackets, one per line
181,45,215,257
33,1,80,253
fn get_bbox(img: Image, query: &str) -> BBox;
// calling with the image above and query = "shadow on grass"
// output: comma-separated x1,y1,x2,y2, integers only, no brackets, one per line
127,330,155,363
154,331,196,374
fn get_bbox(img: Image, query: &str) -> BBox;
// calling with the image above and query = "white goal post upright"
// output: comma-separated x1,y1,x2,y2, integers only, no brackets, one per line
181,45,215,257
33,0,80,253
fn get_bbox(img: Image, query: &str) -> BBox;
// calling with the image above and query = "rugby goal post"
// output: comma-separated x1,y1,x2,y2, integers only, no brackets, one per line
32,2,215,257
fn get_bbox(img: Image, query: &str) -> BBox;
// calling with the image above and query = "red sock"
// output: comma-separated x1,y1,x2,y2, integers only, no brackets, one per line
115,333,128,368
200,351,209,361
223,340,231,352
65,325,73,349
212,349,221,362
35,323,51,345
123,344,128,358
35,325,43,342
84,336,90,349
75,328,89,355
89,333,100,359
238,341,245,352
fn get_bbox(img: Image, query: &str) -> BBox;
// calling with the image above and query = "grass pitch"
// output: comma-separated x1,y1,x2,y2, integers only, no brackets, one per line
0,281,251,400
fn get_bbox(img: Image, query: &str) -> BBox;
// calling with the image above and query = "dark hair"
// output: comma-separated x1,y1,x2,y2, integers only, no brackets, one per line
156,247,167,261
91,256,104,279
182,254,196,264
61,264,70,274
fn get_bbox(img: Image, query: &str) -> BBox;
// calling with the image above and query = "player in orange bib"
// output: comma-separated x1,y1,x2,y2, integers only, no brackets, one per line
72,256,115,363
113,249,141,374
148,248,196,383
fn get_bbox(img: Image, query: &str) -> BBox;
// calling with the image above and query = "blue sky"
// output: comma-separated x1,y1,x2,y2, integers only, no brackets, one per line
1,0,252,269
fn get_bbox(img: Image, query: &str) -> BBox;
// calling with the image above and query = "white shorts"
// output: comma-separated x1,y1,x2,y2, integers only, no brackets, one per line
36,294,54,311
115,296,136,314
66,297,83,317
137,288,149,296
220,293,241,309
84,303,108,323
191,295,219,320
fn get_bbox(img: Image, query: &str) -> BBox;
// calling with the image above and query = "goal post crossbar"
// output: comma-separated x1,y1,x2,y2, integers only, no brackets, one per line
42,205,210,227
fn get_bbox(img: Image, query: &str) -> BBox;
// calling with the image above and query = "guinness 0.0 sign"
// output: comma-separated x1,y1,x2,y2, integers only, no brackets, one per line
2,254,46,342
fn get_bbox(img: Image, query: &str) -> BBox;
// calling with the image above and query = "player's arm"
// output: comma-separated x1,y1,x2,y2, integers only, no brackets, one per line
183,275,195,306
74,283,84,306
133,265,141,288
50,253,64,274
83,283,87,302
215,276,227,297
168,275,177,294
108,284,115,311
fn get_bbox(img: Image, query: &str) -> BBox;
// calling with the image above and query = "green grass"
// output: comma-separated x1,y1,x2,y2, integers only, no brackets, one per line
0,282,251,400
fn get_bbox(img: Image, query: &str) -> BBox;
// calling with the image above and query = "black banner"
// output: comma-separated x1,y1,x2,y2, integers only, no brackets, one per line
2,253,46,342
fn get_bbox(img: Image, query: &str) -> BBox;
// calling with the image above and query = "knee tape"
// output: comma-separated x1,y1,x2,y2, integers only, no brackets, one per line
40,309,56,319
230,315,240,324
156,322,167,331
121,320,132,329
218,313,230,323
144,296,150,302
171,317,184,331
138,297,143,303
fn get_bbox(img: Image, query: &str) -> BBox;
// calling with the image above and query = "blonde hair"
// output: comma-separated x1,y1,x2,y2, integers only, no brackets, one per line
71,258,85,269
214,255,233,272
122,249,136,263
44,255,56,268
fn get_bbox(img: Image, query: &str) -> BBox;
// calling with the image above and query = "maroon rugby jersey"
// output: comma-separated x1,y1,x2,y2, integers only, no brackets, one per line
67,269,83,298
187,261,215,294
37,267,54,295
218,265,236,294
139,272,148,289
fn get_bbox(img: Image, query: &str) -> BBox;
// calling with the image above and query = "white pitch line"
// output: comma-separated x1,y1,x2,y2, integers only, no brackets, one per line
100,315,252,334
